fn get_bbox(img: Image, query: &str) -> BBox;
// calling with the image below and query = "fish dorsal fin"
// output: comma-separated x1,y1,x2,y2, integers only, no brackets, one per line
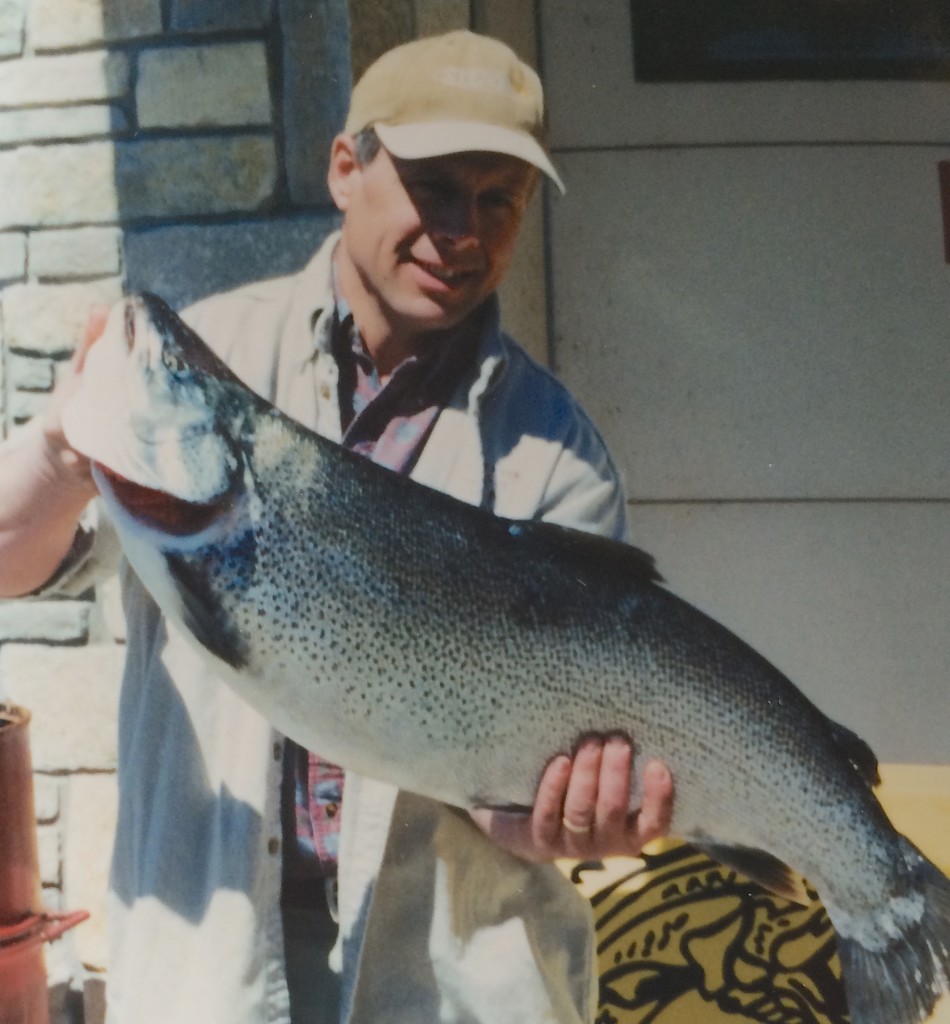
506,518,664,586
695,842,811,906
828,719,880,789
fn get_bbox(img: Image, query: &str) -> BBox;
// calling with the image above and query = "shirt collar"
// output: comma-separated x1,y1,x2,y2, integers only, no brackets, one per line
328,249,495,385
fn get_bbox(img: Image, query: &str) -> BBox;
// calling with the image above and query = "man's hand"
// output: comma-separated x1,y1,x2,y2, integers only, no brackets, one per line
0,306,109,598
40,305,109,488
469,736,674,863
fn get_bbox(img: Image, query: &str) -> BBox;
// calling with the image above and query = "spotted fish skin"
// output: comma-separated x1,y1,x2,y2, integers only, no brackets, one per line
62,294,950,1024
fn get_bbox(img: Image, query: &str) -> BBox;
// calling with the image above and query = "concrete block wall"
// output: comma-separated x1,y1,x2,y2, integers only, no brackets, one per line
0,1,472,1019
0,1,347,1007
0,0,348,432
0,0,317,1010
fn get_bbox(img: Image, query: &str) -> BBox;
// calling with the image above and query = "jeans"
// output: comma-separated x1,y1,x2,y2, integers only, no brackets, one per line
282,885,341,1024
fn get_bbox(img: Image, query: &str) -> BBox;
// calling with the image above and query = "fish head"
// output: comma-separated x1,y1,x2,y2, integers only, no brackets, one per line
62,292,252,532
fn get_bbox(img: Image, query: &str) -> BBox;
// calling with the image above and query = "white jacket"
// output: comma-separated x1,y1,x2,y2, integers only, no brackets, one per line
48,233,629,1024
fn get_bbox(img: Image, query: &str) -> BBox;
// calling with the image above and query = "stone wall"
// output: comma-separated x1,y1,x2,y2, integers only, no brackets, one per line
0,0,468,1019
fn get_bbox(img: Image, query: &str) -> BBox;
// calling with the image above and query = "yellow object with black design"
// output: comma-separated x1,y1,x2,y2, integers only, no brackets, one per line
566,764,950,1024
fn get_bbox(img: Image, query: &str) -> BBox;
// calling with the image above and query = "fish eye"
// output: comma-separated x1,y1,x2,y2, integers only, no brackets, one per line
162,349,186,373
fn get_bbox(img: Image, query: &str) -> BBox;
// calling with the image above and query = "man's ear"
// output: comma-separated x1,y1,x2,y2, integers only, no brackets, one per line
327,133,359,212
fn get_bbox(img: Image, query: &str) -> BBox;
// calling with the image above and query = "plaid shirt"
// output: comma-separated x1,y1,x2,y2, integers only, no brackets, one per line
282,296,483,892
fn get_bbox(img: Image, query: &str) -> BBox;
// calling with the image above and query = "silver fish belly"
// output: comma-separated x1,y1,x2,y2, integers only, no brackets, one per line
62,293,950,1024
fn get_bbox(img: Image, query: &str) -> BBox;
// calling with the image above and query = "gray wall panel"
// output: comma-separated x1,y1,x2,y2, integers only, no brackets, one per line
629,502,949,763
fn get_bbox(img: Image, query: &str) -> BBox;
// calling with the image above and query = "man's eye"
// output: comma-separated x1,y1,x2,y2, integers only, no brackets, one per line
481,190,516,211
162,349,186,373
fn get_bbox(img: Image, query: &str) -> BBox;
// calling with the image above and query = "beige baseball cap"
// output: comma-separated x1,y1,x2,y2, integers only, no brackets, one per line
344,30,565,193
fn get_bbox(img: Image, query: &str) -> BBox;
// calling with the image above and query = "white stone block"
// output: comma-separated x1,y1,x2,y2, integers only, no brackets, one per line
32,0,161,50
1,135,277,230
137,42,271,129
10,389,49,423
41,887,63,913
0,0,24,58
30,228,122,280
41,892,87,1012
34,773,62,823
0,51,128,109
51,361,73,390
0,104,128,147
43,924,78,991
0,143,119,232
94,575,126,644
113,135,277,220
1,279,123,355
63,773,117,971
0,231,26,283
0,643,124,772
8,353,55,392
0,599,91,642
37,821,61,886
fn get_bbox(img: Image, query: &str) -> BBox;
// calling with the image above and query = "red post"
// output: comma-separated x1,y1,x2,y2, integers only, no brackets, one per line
0,705,88,1024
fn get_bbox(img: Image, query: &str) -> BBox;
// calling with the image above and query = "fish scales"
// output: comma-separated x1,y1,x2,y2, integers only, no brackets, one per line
60,293,950,1024
196,413,819,820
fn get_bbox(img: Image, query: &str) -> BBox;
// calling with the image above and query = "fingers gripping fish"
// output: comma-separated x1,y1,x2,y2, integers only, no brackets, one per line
61,294,950,1024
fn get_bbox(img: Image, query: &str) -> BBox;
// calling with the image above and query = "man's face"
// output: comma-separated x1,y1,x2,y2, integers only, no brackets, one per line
329,137,537,340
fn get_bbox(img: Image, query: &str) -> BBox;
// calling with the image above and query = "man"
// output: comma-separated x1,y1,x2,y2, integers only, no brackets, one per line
0,30,673,1024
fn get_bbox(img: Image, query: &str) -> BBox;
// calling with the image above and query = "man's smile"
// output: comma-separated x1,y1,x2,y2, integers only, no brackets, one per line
409,257,480,287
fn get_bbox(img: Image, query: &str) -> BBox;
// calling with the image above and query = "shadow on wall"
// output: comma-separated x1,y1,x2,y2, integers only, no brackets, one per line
116,0,451,311
114,0,352,311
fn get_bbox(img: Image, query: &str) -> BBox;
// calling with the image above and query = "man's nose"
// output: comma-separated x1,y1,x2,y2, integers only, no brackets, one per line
430,197,478,247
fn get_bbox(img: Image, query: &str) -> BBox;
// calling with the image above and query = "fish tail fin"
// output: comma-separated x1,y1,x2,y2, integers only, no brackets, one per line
834,838,950,1024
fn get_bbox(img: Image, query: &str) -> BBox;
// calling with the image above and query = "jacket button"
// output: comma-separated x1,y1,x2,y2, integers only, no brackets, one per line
325,803,338,819
319,384,332,401
268,838,280,856
273,742,282,762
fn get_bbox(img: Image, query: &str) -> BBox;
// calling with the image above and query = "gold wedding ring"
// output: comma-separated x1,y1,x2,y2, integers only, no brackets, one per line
561,817,591,835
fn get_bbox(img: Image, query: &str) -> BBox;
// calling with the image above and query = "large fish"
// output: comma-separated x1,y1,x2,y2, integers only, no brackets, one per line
62,294,948,1024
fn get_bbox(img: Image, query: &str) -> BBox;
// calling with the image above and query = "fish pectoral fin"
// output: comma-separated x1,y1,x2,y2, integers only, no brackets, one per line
514,518,664,585
164,554,249,671
694,841,811,905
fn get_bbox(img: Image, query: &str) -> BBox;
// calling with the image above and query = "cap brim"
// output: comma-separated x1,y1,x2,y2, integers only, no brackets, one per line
374,120,565,194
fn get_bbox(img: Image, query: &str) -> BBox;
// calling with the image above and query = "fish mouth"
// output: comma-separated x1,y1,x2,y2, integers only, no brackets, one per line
95,465,233,538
